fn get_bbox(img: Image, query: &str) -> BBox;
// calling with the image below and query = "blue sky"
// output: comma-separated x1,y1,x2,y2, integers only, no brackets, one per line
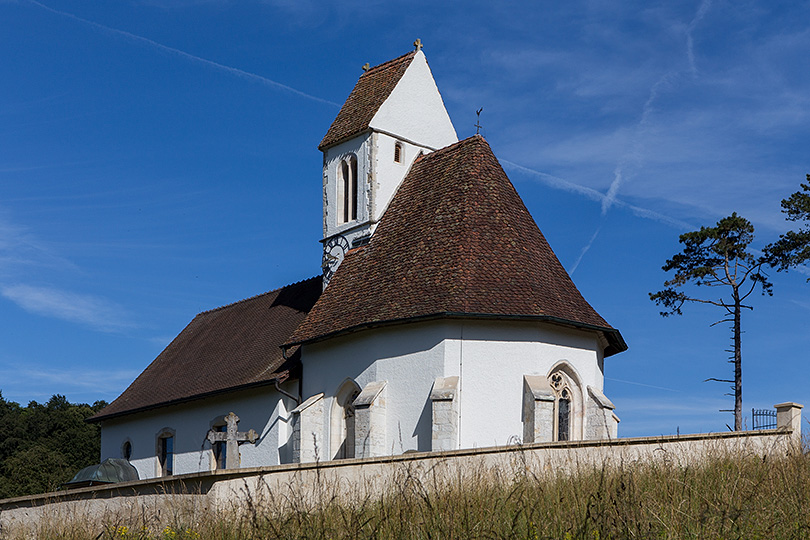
1,0,808,437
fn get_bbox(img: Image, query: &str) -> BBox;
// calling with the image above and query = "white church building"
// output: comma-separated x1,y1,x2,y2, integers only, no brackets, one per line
90,44,627,480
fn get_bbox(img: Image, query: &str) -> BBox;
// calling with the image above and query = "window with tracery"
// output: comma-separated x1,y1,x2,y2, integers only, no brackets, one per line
338,155,358,224
549,371,572,442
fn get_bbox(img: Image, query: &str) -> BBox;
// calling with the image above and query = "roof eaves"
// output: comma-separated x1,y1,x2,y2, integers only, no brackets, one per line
88,371,294,424
283,312,627,356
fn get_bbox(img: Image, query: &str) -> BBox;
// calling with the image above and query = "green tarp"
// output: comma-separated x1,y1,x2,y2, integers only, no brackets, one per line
64,458,139,488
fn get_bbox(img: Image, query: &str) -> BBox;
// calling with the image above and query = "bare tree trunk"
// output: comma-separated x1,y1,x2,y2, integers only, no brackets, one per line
734,292,742,431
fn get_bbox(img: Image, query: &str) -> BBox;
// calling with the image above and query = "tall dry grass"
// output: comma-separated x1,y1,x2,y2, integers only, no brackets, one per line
6,443,810,540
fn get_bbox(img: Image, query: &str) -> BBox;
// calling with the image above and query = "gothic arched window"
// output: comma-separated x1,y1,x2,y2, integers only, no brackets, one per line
548,368,579,442
338,155,358,224
330,379,360,459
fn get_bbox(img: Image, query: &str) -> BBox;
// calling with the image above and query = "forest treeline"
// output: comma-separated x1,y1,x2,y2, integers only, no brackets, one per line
0,392,107,499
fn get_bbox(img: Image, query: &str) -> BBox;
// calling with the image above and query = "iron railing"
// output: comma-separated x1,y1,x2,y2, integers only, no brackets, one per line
752,408,777,430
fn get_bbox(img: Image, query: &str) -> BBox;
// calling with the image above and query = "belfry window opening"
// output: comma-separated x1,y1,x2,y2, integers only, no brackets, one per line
338,155,358,224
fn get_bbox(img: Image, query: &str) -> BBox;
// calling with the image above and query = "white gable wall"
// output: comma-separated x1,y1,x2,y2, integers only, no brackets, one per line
369,50,458,151
99,385,297,479
300,319,607,456
370,132,434,224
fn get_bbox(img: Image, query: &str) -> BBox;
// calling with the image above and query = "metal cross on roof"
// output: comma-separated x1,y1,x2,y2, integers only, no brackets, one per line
206,411,258,469
475,108,483,135
413,38,423,51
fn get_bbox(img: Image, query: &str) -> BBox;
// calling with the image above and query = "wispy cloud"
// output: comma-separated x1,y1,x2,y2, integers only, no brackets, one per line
0,214,77,276
0,364,139,402
23,0,339,107
1,284,135,331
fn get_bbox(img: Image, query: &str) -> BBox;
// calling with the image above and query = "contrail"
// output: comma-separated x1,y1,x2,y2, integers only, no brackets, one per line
569,224,602,275
573,1,710,271
23,0,340,107
605,377,682,393
686,0,712,77
501,160,692,230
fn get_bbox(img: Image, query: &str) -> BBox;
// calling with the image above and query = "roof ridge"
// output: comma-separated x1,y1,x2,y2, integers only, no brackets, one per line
198,275,320,316
362,51,417,76
415,135,486,164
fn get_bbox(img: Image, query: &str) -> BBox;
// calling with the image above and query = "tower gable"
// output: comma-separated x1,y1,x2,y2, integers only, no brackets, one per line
369,50,457,151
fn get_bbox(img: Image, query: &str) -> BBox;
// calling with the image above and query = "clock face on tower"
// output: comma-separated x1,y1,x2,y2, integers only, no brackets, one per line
322,235,350,283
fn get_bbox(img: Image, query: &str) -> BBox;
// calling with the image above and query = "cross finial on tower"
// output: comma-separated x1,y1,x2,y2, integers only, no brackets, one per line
413,38,423,51
362,62,370,72
475,108,483,135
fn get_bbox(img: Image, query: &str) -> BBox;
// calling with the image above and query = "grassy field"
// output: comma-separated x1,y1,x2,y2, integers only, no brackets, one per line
9,442,810,540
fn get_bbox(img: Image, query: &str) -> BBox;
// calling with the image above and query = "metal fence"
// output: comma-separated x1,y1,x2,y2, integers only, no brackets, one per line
752,408,777,430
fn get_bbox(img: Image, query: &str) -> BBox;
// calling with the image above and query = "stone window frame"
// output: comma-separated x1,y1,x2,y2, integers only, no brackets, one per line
209,415,229,471
121,438,133,461
330,378,361,460
155,427,176,477
337,154,358,224
547,362,584,442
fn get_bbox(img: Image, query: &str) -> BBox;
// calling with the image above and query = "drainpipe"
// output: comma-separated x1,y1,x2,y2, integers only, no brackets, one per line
277,346,302,405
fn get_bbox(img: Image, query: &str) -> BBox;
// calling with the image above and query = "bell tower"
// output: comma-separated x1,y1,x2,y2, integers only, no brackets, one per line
318,43,458,286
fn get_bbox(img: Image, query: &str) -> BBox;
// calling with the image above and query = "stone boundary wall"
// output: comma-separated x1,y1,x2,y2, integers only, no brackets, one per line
0,427,801,533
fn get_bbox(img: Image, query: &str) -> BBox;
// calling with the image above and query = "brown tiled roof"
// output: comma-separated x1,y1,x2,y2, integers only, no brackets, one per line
90,277,322,422
287,136,626,356
319,52,416,150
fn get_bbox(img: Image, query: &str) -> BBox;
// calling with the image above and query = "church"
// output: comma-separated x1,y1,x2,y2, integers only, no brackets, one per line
89,43,627,480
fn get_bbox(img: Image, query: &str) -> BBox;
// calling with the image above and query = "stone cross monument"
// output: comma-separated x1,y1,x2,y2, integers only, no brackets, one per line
206,412,258,469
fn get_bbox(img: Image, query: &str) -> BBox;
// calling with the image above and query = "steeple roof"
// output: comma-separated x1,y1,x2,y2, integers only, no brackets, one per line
319,51,416,150
90,277,322,422
287,136,626,355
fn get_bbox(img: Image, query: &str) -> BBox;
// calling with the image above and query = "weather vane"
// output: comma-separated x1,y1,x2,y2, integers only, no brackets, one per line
475,108,483,135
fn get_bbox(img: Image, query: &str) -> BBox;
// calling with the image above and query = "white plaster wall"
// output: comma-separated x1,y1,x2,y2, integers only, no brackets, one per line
300,319,608,457
322,134,372,244
369,50,458,151
99,385,297,480
371,133,433,224
444,321,604,449
302,322,450,454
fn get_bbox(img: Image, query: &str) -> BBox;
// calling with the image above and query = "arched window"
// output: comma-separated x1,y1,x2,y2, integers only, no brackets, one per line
548,366,581,442
156,428,175,476
338,155,358,224
122,440,133,461
330,379,360,459
211,418,228,470
394,141,403,163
